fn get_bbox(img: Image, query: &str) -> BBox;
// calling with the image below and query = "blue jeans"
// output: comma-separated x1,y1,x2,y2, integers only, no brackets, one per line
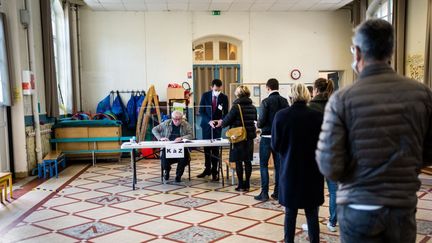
337,205,416,243
259,137,280,194
326,179,337,225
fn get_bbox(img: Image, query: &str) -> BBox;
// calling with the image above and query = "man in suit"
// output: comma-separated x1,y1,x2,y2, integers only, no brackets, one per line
198,79,229,181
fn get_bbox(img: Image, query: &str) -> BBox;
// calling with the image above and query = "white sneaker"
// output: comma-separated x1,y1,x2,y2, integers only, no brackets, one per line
327,222,337,232
301,224,308,231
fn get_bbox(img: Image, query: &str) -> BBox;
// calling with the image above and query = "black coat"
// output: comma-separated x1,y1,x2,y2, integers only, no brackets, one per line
257,92,289,135
223,97,257,162
272,101,324,209
199,90,229,139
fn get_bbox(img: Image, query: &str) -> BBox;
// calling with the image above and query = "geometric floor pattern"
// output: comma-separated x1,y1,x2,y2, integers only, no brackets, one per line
1,154,432,242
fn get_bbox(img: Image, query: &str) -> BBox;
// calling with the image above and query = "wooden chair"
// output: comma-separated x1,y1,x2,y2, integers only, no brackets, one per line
41,151,66,178
0,172,13,202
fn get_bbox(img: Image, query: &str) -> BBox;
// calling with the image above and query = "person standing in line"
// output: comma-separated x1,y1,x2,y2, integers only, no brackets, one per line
215,85,257,191
254,78,288,201
272,83,324,243
316,19,432,243
198,79,229,181
307,78,337,232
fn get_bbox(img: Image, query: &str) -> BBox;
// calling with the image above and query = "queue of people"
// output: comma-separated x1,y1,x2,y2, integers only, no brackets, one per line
151,18,432,243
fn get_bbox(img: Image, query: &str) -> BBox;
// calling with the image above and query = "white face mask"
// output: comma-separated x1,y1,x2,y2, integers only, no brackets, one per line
213,90,221,97
351,60,359,74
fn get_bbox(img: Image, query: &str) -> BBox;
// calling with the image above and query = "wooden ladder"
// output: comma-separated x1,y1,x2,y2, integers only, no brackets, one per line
136,85,162,142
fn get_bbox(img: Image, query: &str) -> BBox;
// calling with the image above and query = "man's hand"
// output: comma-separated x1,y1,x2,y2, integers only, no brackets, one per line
174,137,183,142
215,119,223,128
209,121,216,128
160,137,169,141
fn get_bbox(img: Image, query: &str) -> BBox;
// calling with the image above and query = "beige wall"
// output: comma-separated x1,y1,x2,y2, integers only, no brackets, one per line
405,0,428,82
79,8,354,112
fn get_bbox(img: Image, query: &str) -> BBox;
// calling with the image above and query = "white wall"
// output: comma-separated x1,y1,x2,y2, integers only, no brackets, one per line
80,8,353,111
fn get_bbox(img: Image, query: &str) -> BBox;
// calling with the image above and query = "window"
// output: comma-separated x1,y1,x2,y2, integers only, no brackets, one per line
0,14,10,106
51,0,72,114
371,0,392,23
193,37,239,63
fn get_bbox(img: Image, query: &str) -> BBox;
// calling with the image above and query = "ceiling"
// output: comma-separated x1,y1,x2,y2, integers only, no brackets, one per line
83,0,354,12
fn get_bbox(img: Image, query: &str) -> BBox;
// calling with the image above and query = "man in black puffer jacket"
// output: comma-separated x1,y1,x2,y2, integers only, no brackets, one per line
316,19,432,243
255,78,288,201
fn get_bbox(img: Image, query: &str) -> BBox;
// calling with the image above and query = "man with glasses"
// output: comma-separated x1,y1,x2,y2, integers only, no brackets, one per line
316,19,432,243
152,110,193,183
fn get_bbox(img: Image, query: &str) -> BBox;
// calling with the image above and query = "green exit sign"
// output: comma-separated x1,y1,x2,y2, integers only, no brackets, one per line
212,10,221,16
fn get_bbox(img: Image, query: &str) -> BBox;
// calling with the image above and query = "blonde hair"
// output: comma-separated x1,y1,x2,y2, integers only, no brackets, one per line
234,85,251,98
291,83,311,102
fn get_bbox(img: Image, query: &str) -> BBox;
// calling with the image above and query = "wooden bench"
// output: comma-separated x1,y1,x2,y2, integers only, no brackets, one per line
39,151,66,179
50,137,132,166
0,172,12,202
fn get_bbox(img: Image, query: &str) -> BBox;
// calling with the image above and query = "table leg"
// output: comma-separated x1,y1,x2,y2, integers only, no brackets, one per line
219,146,224,187
8,175,12,199
131,149,137,190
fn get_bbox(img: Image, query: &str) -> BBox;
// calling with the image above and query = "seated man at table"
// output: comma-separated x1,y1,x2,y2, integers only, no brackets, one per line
152,110,193,182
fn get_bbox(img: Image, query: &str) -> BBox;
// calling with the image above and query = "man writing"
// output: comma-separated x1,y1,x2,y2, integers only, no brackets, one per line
152,110,193,183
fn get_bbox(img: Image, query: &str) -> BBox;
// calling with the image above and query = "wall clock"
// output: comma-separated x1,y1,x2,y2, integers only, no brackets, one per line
290,69,301,80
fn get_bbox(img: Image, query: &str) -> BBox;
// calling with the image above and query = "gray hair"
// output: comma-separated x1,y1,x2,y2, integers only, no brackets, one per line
352,18,394,61
171,110,183,118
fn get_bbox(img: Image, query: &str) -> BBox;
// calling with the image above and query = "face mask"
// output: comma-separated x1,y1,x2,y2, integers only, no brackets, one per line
213,91,221,96
351,60,359,74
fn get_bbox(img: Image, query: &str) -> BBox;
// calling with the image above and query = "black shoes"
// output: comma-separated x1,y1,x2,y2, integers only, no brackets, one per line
254,192,270,202
211,174,219,181
175,176,181,183
164,171,170,181
197,171,210,178
271,193,278,200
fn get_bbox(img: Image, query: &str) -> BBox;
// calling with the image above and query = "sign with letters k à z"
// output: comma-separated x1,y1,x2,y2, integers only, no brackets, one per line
165,143,185,158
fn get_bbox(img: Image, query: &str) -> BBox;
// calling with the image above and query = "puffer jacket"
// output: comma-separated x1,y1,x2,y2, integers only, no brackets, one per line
316,63,432,208
222,97,257,140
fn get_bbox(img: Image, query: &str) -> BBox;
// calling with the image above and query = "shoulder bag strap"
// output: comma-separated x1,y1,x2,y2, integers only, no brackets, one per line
237,104,245,128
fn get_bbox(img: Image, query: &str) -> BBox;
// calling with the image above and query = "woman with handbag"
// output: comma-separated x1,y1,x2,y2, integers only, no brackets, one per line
214,85,257,191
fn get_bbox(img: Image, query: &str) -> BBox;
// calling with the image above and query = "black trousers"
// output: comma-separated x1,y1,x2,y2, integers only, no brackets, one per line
284,207,319,243
161,149,189,178
204,147,220,176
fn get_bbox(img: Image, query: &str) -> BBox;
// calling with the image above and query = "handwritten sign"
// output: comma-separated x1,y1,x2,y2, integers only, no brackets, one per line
166,143,185,158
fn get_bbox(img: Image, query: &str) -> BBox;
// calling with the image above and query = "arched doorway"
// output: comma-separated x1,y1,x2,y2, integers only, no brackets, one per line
192,36,242,106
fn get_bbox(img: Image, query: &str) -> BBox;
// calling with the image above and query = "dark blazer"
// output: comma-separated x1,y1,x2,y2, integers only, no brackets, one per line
222,97,257,162
199,90,229,139
257,91,289,135
272,101,324,209
317,64,432,208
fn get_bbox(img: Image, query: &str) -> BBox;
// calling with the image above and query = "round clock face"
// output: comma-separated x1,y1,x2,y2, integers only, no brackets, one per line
291,69,301,80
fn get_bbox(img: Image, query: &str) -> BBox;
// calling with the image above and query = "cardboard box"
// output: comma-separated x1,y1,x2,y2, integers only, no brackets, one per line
167,87,185,100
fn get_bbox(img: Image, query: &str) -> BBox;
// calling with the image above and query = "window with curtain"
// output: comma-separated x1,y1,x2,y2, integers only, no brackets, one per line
51,0,72,114
0,14,10,106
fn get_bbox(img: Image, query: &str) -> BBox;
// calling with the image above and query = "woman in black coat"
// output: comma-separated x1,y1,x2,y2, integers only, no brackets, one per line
272,83,324,243
215,85,257,191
